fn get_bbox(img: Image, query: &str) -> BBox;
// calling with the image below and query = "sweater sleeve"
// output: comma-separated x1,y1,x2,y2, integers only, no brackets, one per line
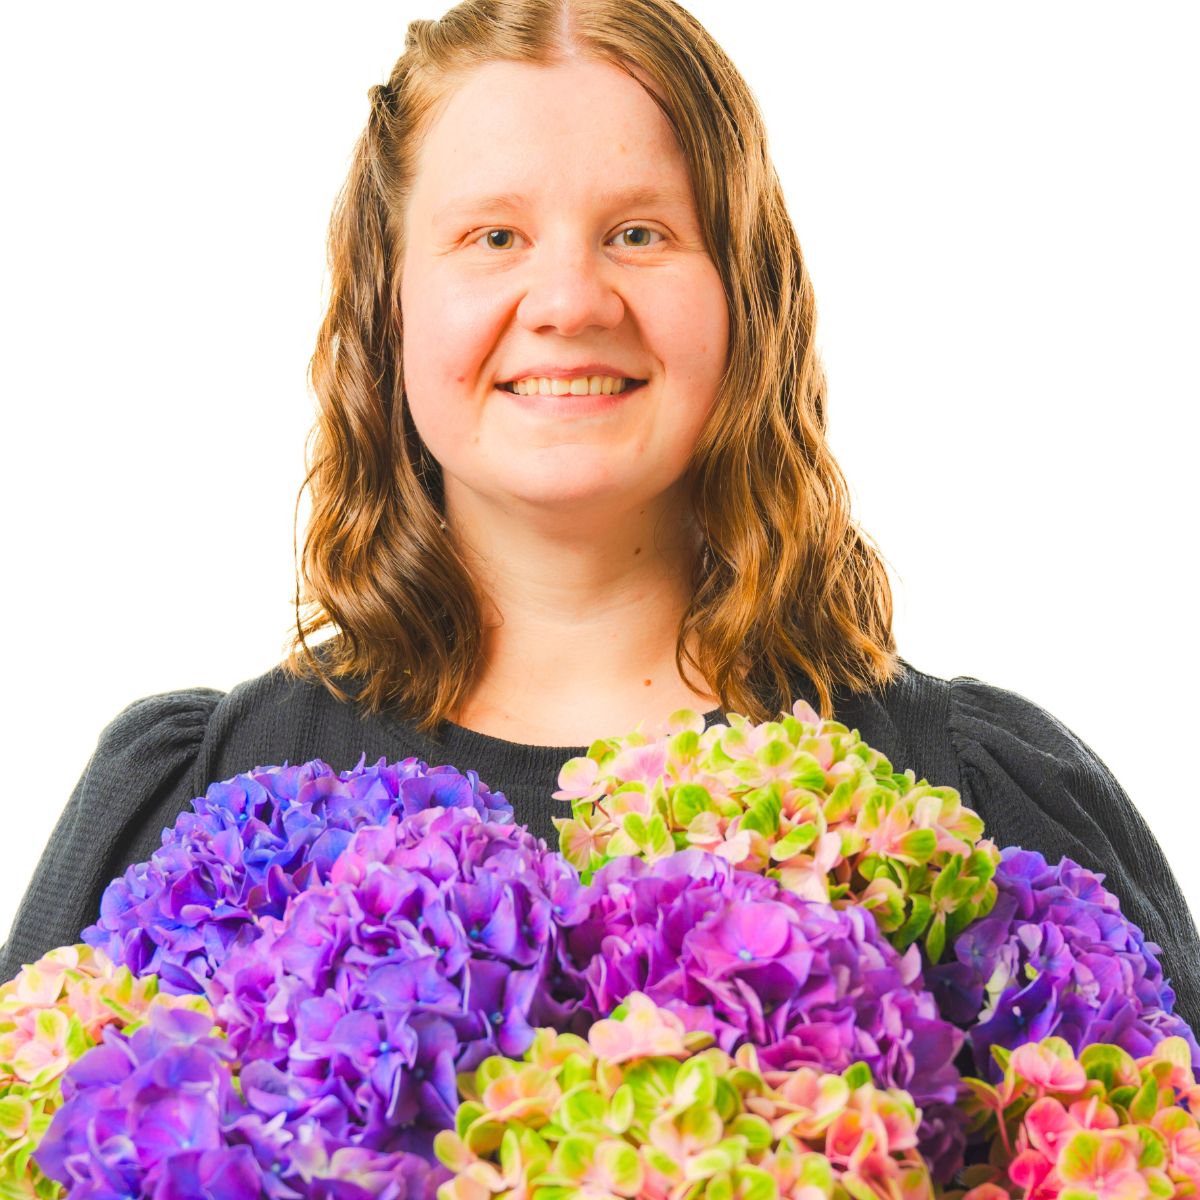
947,676,1200,1036
0,688,223,982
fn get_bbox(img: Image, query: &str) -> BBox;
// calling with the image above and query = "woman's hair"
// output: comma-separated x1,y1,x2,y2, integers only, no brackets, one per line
283,0,901,731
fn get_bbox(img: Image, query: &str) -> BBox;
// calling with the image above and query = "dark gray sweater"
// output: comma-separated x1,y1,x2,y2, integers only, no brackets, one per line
3,657,1197,1035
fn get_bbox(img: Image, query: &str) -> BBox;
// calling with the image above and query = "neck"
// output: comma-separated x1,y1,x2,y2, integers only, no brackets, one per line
443,483,716,743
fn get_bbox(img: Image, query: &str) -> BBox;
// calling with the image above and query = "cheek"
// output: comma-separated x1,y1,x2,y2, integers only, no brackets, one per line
654,263,729,413
399,262,506,444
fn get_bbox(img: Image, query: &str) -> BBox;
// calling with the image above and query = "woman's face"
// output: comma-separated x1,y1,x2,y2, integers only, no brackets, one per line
399,57,729,523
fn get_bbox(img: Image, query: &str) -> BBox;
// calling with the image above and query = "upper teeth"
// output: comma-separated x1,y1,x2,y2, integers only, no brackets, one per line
508,375,631,396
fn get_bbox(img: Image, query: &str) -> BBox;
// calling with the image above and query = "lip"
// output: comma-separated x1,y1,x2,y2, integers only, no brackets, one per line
497,378,646,417
499,363,647,384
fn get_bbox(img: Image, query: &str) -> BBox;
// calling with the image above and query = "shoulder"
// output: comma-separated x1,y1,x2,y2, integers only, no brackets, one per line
88,687,225,784
83,652,347,800
190,649,384,785
847,661,1124,849
940,671,1125,850
858,658,1105,775
1,686,226,979
867,662,1150,881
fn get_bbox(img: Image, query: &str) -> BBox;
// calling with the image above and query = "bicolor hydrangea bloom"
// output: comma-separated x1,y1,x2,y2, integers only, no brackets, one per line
436,992,936,1200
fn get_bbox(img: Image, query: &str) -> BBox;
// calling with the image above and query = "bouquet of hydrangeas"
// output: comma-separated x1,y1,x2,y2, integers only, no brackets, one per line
1,703,1195,1199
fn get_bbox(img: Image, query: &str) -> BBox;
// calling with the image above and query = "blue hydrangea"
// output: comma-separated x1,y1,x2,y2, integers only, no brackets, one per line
83,755,512,994
929,846,1199,1080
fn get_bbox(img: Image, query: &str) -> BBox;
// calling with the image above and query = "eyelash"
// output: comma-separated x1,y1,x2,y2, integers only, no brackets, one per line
471,225,664,251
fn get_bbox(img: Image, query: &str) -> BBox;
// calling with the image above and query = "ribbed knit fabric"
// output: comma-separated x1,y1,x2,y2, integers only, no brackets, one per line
3,657,1197,1036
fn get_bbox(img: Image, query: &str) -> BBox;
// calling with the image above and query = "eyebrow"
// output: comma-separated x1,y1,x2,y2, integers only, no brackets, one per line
437,183,693,221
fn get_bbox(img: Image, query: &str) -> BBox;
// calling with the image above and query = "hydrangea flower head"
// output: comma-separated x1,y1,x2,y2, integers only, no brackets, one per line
207,805,585,1175
83,754,511,994
956,1035,1200,1200
551,848,967,1181
0,944,202,1197
435,993,935,1200
929,848,1199,1080
552,700,999,964
31,999,253,1199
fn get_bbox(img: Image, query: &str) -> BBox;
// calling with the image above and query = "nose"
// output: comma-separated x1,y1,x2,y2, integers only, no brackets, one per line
515,237,625,336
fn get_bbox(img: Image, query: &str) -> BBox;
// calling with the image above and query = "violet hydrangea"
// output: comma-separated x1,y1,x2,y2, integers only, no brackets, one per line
34,1000,444,1199
929,847,1199,1081
550,848,967,1182
84,755,511,995
32,1002,260,1199
206,805,586,1177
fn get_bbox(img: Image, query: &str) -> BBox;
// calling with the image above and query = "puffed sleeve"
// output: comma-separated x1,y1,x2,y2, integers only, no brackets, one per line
0,688,223,982
948,676,1200,1034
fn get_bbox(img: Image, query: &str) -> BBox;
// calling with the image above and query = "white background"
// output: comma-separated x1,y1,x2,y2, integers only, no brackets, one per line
2,2,1197,945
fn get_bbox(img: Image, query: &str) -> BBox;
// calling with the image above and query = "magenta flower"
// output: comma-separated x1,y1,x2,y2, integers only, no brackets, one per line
207,807,585,1174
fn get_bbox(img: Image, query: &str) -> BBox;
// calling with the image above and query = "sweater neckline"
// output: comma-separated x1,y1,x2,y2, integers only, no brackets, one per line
378,704,728,781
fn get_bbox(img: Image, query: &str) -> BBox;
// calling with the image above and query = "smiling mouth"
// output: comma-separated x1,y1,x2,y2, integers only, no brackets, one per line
498,378,648,396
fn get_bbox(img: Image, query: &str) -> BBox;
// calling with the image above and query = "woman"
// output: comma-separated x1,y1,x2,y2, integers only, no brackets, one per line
3,0,1197,1036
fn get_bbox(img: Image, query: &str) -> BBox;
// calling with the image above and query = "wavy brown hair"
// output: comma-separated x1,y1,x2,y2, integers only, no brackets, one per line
283,0,901,731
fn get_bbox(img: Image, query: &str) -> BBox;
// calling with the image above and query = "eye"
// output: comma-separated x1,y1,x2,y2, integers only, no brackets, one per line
610,225,663,249
474,228,525,251
471,225,665,251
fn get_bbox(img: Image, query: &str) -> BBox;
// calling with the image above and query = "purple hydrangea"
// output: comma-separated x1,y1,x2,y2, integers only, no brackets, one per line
207,806,586,1170
33,1003,258,1198
83,755,512,994
929,846,1200,1081
550,849,966,1182
34,1002,442,1199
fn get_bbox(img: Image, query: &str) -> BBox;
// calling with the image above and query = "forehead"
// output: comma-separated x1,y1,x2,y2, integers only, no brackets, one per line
408,58,692,205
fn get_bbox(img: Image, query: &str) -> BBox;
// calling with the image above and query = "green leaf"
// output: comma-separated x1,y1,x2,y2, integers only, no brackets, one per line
842,1062,872,1089
560,1084,607,1133
1129,1076,1160,1123
551,1133,598,1181
455,1100,484,1138
64,1016,91,1061
789,752,827,790
732,1164,779,1200
0,1097,31,1140
893,894,932,951
795,1151,834,1192
672,784,716,825
924,911,947,964
756,737,791,770
1136,1125,1167,1169
596,1139,643,1193
770,823,819,861
673,1058,718,1111
688,1141,746,1178
607,1083,635,1135
669,729,702,761
622,812,649,847
704,1170,734,1200
895,827,937,864
1080,1044,1137,1090
930,859,962,905
740,788,782,837
727,1113,773,1153
643,1145,681,1180
823,780,856,823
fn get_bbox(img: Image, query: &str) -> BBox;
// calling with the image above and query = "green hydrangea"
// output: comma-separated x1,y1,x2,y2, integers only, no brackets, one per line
434,991,935,1200
552,700,999,962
